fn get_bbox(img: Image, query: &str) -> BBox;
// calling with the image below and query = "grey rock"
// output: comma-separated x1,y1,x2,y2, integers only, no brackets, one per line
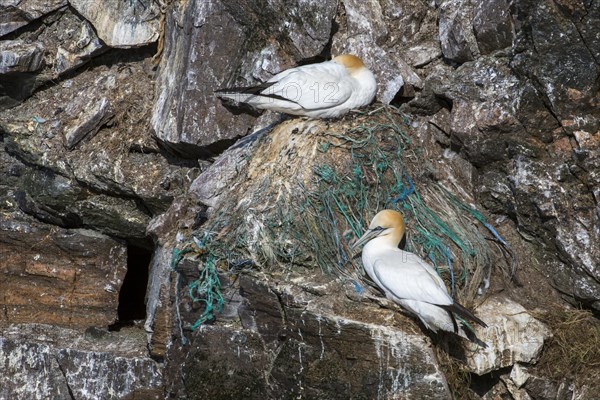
0,327,163,400
73,194,150,239
523,374,574,400
438,0,479,63
332,0,423,104
403,64,454,115
0,40,45,110
403,42,443,68
506,154,599,306
0,40,44,73
0,9,108,109
258,0,338,58
16,167,85,227
465,296,551,375
2,323,150,360
143,245,175,358
56,347,162,399
3,147,155,241
152,0,337,157
64,97,114,149
0,144,29,210
444,56,526,167
69,0,160,48
182,326,270,399
217,0,338,82
189,148,246,208
151,0,259,157
510,0,600,129
379,0,434,45
578,1,600,62
553,260,600,310
0,0,67,37
175,274,451,399
442,53,600,310
473,0,514,55
0,339,72,399
502,364,587,400
502,373,533,400
510,363,531,388
343,0,388,40
189,124,272,208
25,9,108,77
1,60,192,223
54,18,105,75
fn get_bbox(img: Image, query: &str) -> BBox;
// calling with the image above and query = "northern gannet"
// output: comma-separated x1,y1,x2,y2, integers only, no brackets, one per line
215,55,377,118
353,210,487,345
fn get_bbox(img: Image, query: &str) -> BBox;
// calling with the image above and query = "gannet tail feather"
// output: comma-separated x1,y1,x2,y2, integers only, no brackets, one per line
215,82,276,95
462,323,489,348
441,302,487,328
446,309,459,334
215,82,304,107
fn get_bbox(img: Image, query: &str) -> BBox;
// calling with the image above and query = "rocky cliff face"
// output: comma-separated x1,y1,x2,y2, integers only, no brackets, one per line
1,0,599,399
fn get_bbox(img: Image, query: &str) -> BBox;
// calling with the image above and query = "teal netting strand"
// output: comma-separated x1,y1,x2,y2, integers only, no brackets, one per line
171,232,226,332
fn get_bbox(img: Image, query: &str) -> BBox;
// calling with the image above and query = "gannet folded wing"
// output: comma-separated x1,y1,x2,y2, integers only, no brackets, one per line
371,250,454,306
216,62,353,113
216,54,377,118
372,252,487,328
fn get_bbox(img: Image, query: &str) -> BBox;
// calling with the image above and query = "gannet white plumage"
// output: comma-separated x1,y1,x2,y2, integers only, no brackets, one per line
215,55,377,118
352,209,487,345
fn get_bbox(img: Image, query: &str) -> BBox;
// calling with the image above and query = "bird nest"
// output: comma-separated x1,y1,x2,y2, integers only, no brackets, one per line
173,107,514,329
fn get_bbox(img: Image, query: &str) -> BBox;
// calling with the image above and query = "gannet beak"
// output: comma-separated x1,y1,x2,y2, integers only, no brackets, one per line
351,228,381,250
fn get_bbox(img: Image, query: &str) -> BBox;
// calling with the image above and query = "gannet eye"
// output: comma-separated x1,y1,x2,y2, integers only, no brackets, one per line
372,226,384,232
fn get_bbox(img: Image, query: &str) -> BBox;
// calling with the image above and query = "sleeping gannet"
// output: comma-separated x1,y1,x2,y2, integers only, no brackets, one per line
352,209,487,345
215,55,377,119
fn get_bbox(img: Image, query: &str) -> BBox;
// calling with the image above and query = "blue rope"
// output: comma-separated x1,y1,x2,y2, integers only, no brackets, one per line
482,221,508,246
390,174,415,204
443,245,456,297
351,280,364,294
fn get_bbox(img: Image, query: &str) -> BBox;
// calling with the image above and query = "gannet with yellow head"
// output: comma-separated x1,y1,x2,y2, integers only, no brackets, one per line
215,54,377,119
353,210,487,345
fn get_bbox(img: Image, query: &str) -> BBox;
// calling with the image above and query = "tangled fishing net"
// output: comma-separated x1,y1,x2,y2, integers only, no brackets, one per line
172,107,514,329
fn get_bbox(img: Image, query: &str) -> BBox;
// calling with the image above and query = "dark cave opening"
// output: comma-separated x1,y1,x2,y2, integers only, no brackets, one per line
115,243,152,324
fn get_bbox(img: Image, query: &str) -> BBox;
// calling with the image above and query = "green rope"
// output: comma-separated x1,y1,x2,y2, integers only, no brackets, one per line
189,253,225,330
